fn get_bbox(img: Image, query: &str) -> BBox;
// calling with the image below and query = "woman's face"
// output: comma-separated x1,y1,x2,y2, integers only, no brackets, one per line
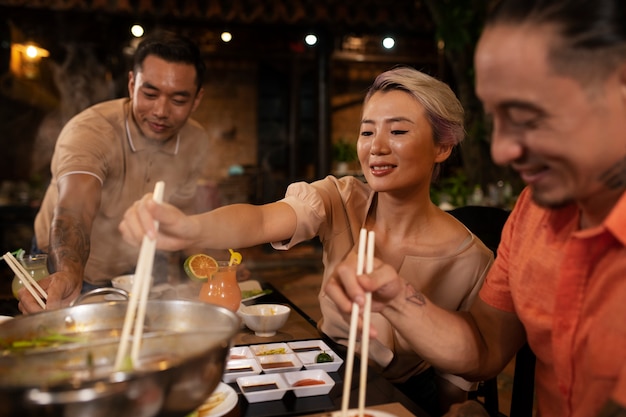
358,90,451,196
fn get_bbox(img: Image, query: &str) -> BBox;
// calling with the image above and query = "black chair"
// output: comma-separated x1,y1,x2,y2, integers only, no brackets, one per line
447,205,511,255
447,206,535,417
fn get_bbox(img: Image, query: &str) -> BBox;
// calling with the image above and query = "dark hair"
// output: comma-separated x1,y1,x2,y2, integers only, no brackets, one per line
133,31,206,93
486,0,626,85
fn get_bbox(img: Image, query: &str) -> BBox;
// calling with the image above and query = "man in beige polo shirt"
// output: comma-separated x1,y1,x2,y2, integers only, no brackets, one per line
20,31,209,314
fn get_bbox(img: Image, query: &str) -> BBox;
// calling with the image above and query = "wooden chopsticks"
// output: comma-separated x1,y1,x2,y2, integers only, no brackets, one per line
341,228,375,417
2,252,48,309
114,181,165,371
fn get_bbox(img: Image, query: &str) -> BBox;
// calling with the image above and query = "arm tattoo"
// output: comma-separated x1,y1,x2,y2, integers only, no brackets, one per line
405,283,426,306
50,209,90,272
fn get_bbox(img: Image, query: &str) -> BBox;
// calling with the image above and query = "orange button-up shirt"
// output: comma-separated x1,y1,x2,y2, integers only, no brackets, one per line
480,187,626,417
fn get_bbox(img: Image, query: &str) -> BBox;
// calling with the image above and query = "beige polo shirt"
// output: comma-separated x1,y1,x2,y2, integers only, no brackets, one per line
35,98,209,285
274,176,493,390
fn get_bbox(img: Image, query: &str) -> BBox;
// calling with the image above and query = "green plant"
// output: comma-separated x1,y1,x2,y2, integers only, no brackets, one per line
431,169,470,207
332,139,358,162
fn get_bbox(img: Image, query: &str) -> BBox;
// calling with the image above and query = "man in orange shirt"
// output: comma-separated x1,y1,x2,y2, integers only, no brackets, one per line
326,0,626,416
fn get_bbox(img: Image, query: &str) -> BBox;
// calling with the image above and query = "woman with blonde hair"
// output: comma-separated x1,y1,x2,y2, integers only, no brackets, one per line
120,66,493,415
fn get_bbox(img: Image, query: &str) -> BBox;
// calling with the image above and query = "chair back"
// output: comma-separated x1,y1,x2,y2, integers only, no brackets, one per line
447,205,535,417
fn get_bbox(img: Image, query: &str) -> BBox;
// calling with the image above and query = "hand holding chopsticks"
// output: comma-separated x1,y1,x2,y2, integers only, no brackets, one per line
115,181,165,371
341,228,375,417
2,252,48,309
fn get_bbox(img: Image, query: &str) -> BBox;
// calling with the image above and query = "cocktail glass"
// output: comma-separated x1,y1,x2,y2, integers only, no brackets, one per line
11,254,50,299
198,261,241,312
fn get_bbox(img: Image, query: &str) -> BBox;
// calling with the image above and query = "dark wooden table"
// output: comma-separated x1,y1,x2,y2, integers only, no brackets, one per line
229,282,431,417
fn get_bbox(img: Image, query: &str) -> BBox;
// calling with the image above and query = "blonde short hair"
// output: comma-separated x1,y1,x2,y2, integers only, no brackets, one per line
364,66,465,147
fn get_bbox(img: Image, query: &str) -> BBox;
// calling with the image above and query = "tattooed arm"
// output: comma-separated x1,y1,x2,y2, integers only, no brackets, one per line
19,174,101,314
326,252,525,380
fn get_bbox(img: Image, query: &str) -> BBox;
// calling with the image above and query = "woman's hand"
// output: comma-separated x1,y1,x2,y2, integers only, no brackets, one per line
119,193,197,251
324,251,409,337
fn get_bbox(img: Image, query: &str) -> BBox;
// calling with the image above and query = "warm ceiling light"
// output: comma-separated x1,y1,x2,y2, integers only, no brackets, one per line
221,31,232,42
131,24,144,38
13,43,49,59
10,42,50,79
25,45,38,58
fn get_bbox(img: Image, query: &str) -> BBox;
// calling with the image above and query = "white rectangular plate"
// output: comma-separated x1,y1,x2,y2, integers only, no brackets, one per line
283,369,335,397
249,342,292,356
222,358,262,383
236,373,289,403
256,353,303,374
238,280,270,302
288,340,344,372
229,346,254,360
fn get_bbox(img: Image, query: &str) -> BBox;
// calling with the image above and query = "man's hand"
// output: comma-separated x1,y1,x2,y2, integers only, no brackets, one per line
443,400,490,417
18,271,82,314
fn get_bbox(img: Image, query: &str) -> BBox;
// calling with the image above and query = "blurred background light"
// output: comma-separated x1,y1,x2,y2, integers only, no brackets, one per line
382,36,395,49
130,24,144,38
221,31,232,42
304,34,317,46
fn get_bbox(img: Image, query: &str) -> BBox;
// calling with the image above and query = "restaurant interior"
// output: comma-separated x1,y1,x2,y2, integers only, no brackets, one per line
0,1,531,416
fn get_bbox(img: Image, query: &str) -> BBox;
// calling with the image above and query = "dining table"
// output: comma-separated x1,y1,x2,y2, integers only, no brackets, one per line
0,279,433,417
226,281,432,417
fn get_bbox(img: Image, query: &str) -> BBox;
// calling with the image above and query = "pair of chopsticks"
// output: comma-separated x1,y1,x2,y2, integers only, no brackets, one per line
114,181,165,371
2,252,48,309
341,228,375,417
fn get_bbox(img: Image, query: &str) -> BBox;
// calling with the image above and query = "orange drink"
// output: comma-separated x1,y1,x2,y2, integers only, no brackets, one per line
198,261,241,312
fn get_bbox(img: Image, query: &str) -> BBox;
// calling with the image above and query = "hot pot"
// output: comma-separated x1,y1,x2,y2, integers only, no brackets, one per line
0,298,239,417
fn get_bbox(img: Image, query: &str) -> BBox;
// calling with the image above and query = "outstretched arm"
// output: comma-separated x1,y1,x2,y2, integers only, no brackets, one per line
19,174,101,313
119,193,298,252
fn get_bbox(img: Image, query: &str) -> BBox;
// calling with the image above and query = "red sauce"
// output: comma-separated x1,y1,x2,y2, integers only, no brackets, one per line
292,378,325,387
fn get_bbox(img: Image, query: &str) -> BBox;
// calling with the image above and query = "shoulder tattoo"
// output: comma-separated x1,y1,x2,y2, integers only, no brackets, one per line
599,157,626,190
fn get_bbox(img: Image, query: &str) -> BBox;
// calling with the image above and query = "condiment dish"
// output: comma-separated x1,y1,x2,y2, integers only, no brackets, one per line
223,358,262,383
236,374,289,403
283,369,335,397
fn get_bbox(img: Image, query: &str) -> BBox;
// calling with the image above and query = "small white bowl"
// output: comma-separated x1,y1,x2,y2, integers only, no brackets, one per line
283,369,335,397
298,350,344,373
288,340,332,353
223,358,262,383
256,353,303,374
229,346,254,360
249,342,292,356
111,274,134,294
239,304,291,337
236,374,289,403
